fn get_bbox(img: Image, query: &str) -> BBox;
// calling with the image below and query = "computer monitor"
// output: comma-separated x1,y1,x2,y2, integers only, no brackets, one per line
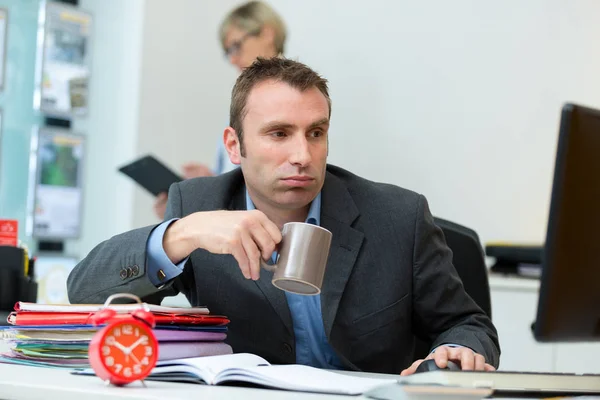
534,103,600,342
26,126,86,240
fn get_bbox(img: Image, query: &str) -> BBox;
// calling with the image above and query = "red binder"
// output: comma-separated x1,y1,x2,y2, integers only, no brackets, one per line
8,311,229,326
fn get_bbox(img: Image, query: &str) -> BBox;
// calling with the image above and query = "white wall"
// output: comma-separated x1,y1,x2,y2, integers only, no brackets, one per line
68,0,145,258
130,0,600,248
131,0,240,227
274,0,600,246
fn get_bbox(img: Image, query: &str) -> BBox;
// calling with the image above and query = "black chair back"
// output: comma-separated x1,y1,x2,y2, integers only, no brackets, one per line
413,217,492,360
433,217,492,318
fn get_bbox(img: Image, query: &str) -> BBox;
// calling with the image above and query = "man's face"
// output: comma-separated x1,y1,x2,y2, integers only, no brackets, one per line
228,80,330,212
224,26,276,71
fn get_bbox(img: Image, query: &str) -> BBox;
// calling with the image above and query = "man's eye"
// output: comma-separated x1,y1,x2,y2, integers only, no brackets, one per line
272,131,286,138
311,130,323,138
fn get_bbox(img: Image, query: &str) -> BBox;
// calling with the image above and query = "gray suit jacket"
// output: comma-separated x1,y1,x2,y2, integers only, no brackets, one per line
67,164,500,373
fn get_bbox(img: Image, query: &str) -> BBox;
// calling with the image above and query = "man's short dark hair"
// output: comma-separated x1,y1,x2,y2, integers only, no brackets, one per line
230,57,331,156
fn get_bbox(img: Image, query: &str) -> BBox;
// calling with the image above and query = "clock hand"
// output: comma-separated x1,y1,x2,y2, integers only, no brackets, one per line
113,341,131,362
130,352,141,365
126,336,147,353
113,341,131,355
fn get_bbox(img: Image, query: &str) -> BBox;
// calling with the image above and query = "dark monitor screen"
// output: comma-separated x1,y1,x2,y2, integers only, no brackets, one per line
534,103,600,342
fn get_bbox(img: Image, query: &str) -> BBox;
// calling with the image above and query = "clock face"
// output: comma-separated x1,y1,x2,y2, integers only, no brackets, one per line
96,320,158,381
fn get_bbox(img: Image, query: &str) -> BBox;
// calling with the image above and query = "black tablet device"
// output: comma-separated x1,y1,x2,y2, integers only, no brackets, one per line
118,155,182,197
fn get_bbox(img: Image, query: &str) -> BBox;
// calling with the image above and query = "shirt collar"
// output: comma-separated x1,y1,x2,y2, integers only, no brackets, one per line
244,187,322,226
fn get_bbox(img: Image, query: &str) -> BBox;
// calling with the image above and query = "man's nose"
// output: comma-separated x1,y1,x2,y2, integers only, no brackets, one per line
289,136,311,167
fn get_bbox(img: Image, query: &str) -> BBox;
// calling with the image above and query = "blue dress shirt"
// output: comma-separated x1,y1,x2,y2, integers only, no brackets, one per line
146,190,344,369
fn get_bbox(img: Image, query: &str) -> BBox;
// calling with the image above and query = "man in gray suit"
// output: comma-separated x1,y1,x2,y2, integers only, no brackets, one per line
68,57,500,375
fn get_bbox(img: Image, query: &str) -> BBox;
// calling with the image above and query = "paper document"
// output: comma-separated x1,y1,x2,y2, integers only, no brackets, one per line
75,353,397,395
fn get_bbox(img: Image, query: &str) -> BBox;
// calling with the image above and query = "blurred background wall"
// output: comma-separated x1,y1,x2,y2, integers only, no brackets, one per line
117,0,600,258
0,0,598,277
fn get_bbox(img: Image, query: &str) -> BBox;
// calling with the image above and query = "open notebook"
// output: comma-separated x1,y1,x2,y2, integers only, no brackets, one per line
74,353,397,395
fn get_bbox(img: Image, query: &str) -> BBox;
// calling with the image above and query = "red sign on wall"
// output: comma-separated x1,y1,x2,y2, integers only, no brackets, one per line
0,219,18,246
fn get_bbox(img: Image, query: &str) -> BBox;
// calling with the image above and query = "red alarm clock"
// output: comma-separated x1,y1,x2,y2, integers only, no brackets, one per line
88,293,159,386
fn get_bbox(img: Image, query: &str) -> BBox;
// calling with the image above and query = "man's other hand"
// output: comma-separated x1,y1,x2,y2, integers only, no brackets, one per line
400,345,496,376
182,162,214,179
154,192,168,220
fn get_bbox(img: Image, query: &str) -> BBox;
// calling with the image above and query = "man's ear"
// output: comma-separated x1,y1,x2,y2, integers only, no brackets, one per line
224,127,241,165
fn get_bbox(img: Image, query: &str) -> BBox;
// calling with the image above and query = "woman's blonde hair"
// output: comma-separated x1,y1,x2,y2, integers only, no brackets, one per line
219,1,287,54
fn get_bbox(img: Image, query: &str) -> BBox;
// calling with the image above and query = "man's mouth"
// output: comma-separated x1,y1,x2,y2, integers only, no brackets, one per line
281,176,315,187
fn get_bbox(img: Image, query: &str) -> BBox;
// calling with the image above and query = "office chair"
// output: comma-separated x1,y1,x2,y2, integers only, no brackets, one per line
413,217,492,360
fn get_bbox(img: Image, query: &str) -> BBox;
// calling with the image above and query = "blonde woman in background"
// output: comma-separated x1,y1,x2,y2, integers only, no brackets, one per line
154,1,287,219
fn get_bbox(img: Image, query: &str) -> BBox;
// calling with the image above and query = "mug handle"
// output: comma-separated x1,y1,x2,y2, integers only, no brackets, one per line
260,224,286,272
260,253,279,272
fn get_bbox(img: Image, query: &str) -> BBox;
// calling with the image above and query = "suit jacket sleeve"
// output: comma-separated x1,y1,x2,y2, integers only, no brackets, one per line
411,194,501,368
67,183,186,305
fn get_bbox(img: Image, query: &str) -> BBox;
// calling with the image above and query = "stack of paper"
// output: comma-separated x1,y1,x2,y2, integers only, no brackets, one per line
0,302,232,369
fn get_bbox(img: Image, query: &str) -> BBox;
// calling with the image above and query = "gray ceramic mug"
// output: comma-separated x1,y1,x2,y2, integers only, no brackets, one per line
261,222,333,295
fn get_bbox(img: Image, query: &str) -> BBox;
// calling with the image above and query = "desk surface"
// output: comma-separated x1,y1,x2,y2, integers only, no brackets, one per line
0,363,541,400
0,363,350,400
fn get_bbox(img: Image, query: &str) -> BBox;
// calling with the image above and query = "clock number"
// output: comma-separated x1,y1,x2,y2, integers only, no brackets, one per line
122,325,133,335
123,367,132,378
134,327,140,337
114,363,123,373
113,327,121,337
140,335,148,345
102,346,111,356
105,335,115,346
133,364,142,375
104,356,114,367
145,346,153,356
141,357,149,366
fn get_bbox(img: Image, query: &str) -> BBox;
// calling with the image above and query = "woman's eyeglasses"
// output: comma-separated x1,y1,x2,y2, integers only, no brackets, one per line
224,30,260,58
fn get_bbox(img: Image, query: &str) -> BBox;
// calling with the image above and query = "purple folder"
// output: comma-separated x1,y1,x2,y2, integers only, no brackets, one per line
158,341,233,361
154,329,227,342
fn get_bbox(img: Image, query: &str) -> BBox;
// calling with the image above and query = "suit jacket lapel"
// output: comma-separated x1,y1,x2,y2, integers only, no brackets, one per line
254,268,294,335
319,171,364,338
227,181,294,335
222,169,364,338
